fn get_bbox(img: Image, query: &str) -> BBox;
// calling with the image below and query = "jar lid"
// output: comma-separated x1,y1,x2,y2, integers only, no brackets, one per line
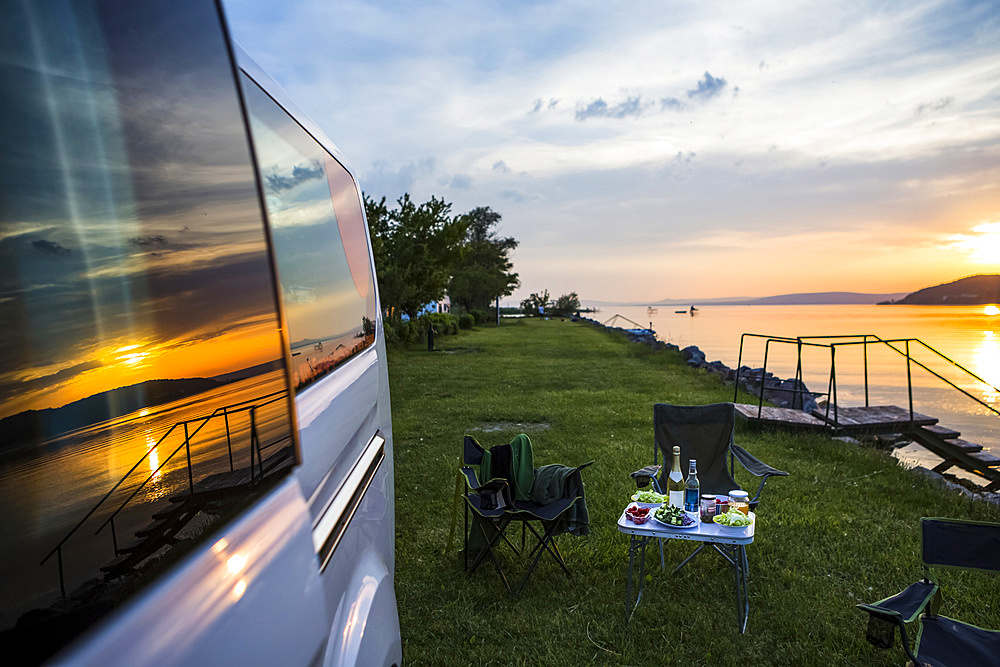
700,494,716,500
728,490,749,500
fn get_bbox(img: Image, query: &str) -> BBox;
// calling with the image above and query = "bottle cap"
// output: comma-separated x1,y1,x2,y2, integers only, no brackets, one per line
729,490,748,500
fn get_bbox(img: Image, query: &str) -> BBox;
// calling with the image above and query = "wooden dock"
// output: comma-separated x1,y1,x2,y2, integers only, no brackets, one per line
735,402,1000,491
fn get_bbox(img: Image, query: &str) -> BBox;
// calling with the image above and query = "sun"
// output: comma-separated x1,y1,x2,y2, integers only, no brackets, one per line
986,305,1000,316
950,221,1000,264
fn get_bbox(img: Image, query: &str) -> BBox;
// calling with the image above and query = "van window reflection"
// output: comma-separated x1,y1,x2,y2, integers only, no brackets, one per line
0,0,296,660
243,76,377,392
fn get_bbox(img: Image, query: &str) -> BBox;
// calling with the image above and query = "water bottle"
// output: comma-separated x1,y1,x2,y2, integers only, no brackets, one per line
684,459,700,512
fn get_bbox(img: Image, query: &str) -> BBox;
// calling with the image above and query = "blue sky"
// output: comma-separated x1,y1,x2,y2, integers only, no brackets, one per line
224,0,1000,303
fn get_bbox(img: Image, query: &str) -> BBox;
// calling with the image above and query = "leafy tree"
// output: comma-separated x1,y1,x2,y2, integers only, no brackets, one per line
520,290,550,316
364,194,468,319
448,206,520,312
552,292,581,316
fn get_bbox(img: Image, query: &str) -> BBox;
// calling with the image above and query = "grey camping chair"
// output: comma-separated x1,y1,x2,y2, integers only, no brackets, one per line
631,403,788,507
857,517,1000,666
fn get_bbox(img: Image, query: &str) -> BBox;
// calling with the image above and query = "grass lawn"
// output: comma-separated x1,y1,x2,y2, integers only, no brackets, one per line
388,317,1000,665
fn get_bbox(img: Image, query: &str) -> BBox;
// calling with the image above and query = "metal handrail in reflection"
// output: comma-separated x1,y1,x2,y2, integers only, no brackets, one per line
39,389,289,597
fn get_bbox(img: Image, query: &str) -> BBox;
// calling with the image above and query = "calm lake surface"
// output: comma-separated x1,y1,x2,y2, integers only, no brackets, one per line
606,304,1000,476
0,371,291,627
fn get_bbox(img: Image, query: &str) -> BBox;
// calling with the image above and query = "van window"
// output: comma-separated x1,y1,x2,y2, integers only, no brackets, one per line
242,75,377,393
0,0,296,659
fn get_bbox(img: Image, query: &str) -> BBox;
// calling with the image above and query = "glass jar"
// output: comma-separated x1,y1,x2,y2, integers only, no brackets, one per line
700,494,717,522
728,490,750,515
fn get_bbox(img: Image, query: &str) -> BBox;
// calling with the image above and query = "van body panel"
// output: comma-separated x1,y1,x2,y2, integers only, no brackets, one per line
52,479,328,666
0,0,400,664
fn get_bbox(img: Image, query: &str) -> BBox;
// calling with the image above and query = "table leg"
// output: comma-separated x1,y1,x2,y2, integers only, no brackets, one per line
624,535,648,622
734,545,750,634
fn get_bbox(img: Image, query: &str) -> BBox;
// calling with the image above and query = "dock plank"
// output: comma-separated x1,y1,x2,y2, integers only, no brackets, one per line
923,424,960,439
811,405,937,430
734,403,827,428
940,438,983,453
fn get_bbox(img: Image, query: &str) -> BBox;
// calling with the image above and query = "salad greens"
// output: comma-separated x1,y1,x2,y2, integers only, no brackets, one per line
632,490,666,503
713,509,753,527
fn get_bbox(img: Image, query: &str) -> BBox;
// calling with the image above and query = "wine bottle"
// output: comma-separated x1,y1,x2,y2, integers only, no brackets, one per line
684,459,700,512
667,445,684,509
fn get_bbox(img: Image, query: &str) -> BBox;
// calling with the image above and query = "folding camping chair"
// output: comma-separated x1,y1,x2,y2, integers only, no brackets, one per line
460,434,593,595
857,517,1000,666
630,402,788,568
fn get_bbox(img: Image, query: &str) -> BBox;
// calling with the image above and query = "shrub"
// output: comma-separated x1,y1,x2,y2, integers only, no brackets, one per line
470,309,488,325
459,313,475,329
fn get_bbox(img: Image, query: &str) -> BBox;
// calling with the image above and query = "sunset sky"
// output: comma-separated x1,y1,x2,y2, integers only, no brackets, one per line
225,0,1000,304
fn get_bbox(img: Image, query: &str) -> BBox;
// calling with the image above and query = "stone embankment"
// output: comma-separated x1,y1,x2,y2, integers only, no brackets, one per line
576,315,818,412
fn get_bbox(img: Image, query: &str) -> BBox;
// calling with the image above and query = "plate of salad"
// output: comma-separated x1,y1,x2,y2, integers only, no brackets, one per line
630,490,666,508
652,505,698,528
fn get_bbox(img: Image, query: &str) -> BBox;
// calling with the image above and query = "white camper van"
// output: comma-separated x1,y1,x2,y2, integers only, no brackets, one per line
0,1,401,664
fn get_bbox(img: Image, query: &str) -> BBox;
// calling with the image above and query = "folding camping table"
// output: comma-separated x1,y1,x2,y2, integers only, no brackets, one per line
618,509,755,633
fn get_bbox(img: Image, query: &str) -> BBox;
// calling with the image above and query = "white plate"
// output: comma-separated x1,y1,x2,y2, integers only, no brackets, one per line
713,514,754,530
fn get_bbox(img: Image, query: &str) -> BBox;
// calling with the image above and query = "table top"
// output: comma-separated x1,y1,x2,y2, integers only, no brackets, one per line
617,508,755,545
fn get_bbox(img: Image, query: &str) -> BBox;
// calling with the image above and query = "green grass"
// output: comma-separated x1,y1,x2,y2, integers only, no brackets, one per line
389,318,1000,665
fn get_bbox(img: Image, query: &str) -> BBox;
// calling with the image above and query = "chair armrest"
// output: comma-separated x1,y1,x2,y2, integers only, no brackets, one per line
731,444,788,506
460,466,482,490
731,444,787,478
857,580,939,624
856,581,937,664
630,464,661,491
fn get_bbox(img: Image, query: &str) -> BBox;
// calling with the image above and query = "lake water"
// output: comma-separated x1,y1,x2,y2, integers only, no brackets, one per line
0,371,292,628
602,304,1000,479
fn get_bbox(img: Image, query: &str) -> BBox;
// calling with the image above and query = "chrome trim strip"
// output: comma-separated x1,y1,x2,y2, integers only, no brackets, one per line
312,433,385,570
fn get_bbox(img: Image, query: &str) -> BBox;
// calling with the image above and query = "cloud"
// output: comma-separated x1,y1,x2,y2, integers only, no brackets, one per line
660,97,684,111
916,97,953,115
501,187,543,203
129,235,169,248
31,239,71,256
363,157,436,199
264,161,324,192
575,96,645,120
687,71,727,99
449,174,473,189
493,160,511,174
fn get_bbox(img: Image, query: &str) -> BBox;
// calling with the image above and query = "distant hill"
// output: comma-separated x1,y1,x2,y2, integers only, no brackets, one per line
739,291,909,306
0,378,223,452
584,291,908,308
885,275,1000,305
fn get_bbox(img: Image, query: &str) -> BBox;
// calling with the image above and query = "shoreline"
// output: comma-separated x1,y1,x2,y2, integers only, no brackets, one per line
573,313,1000,506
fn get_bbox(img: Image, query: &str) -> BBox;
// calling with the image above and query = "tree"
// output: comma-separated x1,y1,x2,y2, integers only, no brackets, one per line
520,290,550,316
552,292,581,316
364,193,468,319
447,206,520,312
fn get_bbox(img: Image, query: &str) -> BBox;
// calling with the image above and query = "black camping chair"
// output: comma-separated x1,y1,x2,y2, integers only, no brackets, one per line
461,434,593,595
857,517,1000,666
631,403,788,506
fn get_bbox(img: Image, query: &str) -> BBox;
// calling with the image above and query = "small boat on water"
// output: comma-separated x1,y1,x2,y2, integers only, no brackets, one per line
647,306,658,315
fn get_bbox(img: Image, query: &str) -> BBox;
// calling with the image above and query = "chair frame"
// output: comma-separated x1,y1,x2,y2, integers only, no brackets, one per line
461,459,591,595
857,517,1000,665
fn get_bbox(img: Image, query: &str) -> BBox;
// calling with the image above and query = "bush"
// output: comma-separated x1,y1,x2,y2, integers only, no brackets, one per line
470,309,488,325
459,313,475,329
423,312,458,335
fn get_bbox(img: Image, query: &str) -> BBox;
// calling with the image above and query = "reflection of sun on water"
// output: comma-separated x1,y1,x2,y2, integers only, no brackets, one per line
146,434,162,482
973,331,1000,403
986,305,1000,317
